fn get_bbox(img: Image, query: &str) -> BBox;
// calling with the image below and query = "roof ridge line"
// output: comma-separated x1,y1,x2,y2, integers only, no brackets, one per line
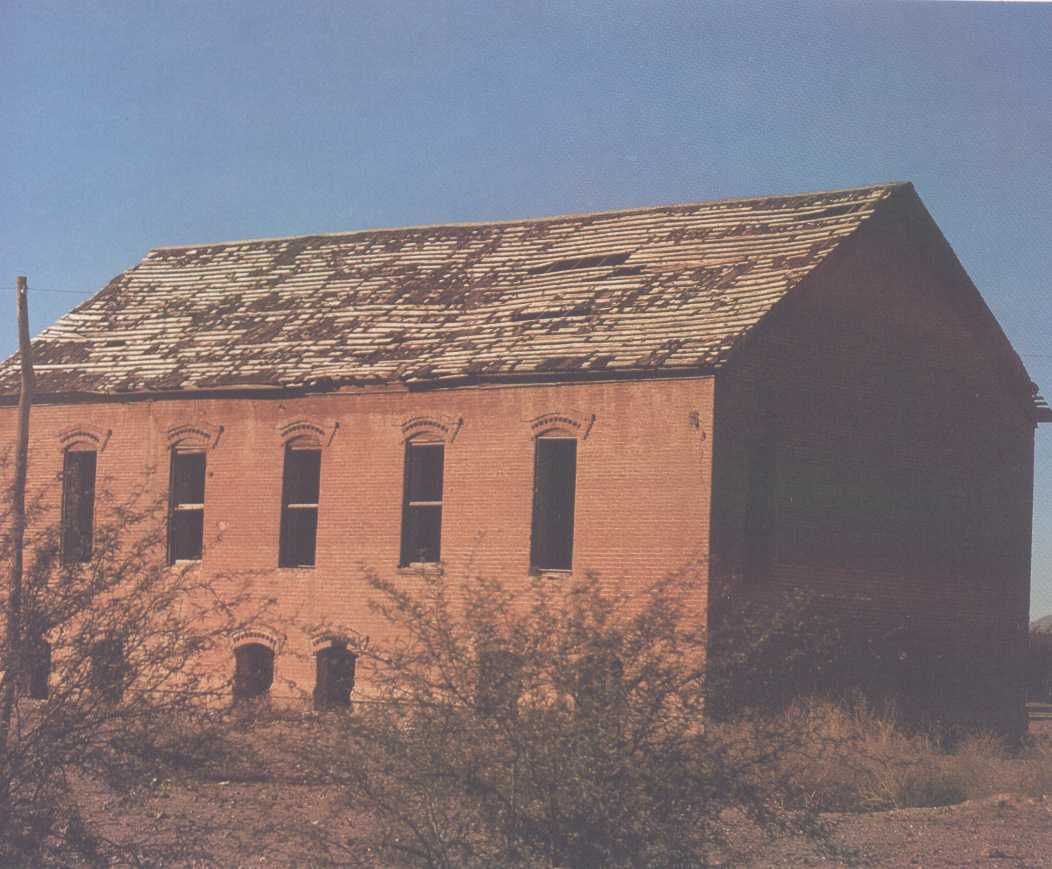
147,181,910,253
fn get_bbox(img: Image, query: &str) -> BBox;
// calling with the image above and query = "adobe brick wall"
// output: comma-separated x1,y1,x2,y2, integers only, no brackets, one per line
709,199,1036,734
1,376,714,702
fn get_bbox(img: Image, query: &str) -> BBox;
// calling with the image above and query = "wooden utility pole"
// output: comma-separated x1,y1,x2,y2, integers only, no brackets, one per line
1,275,33,757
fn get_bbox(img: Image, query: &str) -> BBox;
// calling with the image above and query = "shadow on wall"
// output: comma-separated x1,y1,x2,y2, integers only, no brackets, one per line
706,583,1026,742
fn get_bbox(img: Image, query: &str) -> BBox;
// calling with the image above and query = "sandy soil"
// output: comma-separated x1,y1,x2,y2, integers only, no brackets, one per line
82,719,1052,867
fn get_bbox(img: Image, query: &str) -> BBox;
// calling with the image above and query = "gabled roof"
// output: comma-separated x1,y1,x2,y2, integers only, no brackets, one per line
0,183,902,396
1,181,1047,421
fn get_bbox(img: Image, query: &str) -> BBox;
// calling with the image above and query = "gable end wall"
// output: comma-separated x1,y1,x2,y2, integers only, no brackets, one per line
710,208,1036,734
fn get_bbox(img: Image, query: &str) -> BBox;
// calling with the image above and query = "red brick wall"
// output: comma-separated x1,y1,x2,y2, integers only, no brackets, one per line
1,377,714,701
709,196,1036,732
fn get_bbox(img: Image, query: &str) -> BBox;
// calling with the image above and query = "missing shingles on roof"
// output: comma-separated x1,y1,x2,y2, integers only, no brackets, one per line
805,204,860,221
0,184,909,397
510,303,594,322
527,252,630,275
609,265,645,277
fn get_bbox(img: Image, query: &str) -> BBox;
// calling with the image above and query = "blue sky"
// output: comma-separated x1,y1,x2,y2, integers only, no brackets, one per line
2,0,1050,615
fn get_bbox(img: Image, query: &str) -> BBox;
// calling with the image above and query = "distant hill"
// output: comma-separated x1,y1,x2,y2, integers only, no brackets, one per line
1032,614,1052,634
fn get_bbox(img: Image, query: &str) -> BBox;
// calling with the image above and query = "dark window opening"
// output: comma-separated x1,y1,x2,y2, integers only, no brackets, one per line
24,635,51,700
233,643,274,704
314,645,357,710
476,649,523,717
168,450,206,563
576,655,624,714
744,429,776,581
400,442,444,565
279,446,321,567
90,638,126,703
61,450,96,564
530,437,577,572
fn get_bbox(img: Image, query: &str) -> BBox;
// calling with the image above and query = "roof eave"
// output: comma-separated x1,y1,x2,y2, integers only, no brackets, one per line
0,365,724,405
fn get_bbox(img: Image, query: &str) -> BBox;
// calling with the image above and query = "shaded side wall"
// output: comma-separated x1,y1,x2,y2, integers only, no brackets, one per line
0,376,714,701
709,201,1036,734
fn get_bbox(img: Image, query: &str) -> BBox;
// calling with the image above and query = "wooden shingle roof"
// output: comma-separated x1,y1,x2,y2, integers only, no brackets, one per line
3,183,910,397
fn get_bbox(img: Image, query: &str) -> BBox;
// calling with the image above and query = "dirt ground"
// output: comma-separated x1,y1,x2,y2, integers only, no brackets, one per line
84,720,1052,868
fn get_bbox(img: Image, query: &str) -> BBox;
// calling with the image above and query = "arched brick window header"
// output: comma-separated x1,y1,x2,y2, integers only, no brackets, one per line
399,415,463,443
230,627,283,653
165,421,223,450
277,418,339,448
310,630,371,655
57,424,111,453
528,411,596,440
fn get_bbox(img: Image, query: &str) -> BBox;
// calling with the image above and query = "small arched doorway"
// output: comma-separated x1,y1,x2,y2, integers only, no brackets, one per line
314,644,356,709
233,643,274,704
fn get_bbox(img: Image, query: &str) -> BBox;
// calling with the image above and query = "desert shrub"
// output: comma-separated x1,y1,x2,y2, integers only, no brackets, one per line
705,586,851,716
316,569,827,869
706,584,1024,739
1,477,265,865
773,699,1052,812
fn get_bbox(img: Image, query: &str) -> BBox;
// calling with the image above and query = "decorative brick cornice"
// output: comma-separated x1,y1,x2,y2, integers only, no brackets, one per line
277,418,339,448
399,414,463,443
57,424,112,453
230,627,284,652
310,630,370,655
528,411,596,440
164,420,224,450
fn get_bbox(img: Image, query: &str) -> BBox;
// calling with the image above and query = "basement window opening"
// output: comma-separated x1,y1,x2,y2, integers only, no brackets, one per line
529,436,577,573
314,644,357,710
279,444,321,568
61,449,96,565
233,643,274,704
168,449,206,563
26,635,51,700
89,638,126,703
400,441,444,566
476,649,523,717
576,655,624,714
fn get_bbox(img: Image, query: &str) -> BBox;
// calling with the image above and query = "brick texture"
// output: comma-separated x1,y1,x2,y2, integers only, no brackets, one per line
709,194,1035,734
1,377,714,702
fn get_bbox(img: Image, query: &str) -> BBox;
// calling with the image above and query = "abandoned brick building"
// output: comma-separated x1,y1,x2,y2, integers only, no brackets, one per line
2,182,1048,725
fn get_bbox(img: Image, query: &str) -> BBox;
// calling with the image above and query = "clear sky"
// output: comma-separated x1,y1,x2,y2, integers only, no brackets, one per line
2,1,1050,615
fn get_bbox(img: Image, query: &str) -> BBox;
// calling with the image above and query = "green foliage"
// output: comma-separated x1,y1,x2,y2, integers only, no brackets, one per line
327,570,825,868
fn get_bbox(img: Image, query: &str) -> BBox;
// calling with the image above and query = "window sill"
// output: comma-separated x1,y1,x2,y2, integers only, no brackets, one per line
531,568,573,578
397,563,444,576
168,559,202,569
279,565,316,571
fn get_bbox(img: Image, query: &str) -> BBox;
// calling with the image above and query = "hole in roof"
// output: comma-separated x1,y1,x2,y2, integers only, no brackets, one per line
527,252,630,276
807,204,858,221
511,302,593,322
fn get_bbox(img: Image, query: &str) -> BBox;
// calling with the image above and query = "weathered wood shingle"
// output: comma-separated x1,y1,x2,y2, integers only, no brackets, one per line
0,183,912,395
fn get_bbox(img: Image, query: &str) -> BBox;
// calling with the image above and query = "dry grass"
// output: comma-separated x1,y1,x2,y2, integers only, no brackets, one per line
766,699,1052,812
